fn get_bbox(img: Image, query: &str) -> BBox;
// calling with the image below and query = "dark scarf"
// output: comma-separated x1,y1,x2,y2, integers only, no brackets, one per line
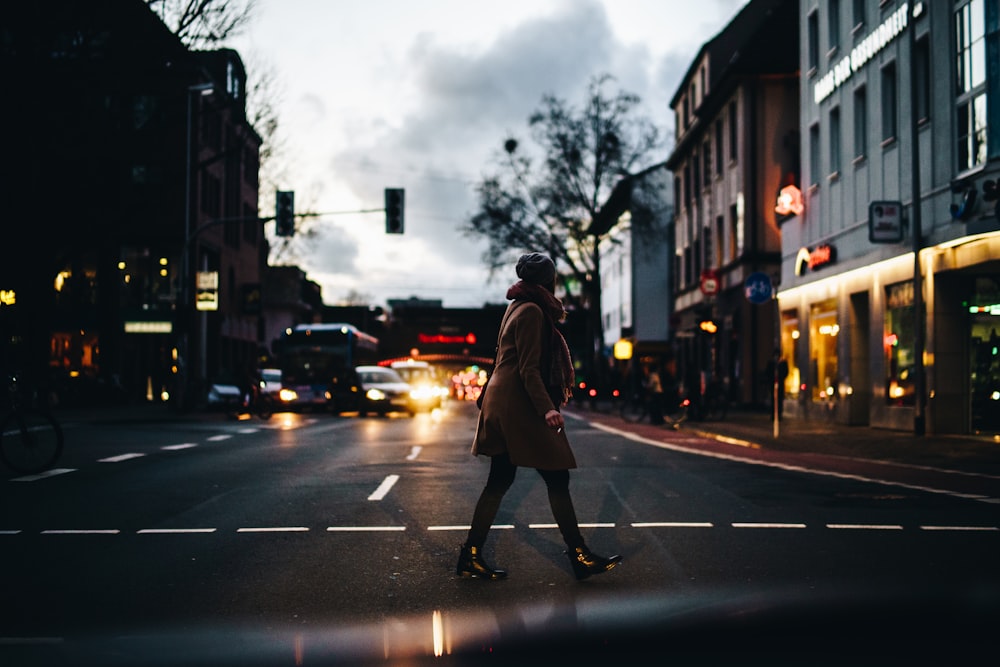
505,280,575,406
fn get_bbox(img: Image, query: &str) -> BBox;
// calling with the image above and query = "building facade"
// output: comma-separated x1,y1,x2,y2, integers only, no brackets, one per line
667,0,800,409
1,1,264,407
782,0,1000,434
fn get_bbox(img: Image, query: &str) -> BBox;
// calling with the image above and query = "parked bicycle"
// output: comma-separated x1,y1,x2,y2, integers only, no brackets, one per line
620,389,690,429
0,374,64,474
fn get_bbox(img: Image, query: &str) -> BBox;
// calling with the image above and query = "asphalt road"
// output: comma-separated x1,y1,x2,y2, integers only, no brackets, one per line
2,401,998,665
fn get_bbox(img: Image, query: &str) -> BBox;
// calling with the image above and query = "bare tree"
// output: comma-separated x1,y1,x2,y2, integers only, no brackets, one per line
145,0,256,49
465,74,666,381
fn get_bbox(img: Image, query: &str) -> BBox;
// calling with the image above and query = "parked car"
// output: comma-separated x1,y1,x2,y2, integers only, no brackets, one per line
355,365,415,416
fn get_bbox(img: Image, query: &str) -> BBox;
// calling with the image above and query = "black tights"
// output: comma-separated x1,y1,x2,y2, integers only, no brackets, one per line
465,453,585,550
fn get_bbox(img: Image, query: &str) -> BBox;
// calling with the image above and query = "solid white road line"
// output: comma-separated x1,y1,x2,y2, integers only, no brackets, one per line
368,474,400,501
10,468,76,482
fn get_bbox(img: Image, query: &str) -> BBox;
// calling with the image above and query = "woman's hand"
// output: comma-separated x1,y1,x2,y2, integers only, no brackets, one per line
544,409,564,432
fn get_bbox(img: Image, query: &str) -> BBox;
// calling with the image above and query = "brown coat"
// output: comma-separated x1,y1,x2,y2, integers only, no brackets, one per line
471,301,577,470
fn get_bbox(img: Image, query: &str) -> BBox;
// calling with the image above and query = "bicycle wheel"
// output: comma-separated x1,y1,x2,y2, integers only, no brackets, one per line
0,408,64,474
620,397,646,423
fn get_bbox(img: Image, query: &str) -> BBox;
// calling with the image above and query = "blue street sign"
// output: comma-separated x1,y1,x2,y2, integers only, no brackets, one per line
744,272,773,305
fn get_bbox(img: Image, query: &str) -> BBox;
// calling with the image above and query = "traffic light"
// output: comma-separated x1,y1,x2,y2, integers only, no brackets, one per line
385,188,404,234
275,190,295,237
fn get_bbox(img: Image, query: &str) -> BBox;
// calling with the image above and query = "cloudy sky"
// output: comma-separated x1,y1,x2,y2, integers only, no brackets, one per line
229,0,748,308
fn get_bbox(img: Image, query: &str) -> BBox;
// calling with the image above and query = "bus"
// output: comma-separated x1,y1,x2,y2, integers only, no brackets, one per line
273,323,379,412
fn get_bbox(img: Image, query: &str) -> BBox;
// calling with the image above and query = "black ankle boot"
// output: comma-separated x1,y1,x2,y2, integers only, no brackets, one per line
566,547,621,580
456,545,507,580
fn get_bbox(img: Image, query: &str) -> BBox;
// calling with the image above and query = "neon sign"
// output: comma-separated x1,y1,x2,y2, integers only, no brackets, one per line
794,244,837,275
775,185,804,217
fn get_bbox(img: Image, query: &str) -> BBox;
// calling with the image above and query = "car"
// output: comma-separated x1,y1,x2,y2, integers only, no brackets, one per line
355,365,416,416
390,360,446,411
258,368,282,397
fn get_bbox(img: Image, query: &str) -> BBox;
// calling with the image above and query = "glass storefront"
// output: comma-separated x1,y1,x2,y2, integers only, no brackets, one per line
884,281,915,406
809,299,839,401
780,310,800,400
969,276,1000,433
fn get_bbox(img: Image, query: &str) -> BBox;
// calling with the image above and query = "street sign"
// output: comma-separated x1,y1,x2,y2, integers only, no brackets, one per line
869,200,903,243
700,269,720,296
744,272,773,305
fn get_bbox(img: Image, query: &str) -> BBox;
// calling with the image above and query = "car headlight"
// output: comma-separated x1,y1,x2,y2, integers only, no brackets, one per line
279,388,298,402
410,386,435,400
366,388,386,401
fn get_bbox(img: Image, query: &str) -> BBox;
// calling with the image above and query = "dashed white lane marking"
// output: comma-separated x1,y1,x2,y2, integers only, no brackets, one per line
137,528,217,534
99,453,145,463
207,435,232,442
3,522,997,536
11,468,76,482
529,522,616,529
588,421,998,504
162,443,198,451
368,474,400,501
427,524,514,531
631,522,714,528
237,527,309,533
406,446,422,460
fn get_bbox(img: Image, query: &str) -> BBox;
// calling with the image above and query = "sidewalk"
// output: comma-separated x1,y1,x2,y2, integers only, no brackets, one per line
568,402,1000,502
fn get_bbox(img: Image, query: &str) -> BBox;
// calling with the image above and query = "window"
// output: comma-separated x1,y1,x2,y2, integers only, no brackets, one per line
852,0,865,30
809,123,820,186
885,282,915,406
829,106,841,175
808,11,820,72
881,62,897,143
683,98,689,129
714,216,724,268
683,164,692,208
955,0,987,171
853,86,867,159
728,102,738,162
693,151,701,192
914,37,930,125
714,120,723,175
703,140,712,184
729,203,741,260
828,0,841,54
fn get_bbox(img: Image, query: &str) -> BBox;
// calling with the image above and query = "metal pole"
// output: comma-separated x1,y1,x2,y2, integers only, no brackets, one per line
908,8,925,436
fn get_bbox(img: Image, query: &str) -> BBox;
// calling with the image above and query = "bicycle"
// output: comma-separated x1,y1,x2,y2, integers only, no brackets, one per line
620,390,690,429
234,381,274,420
0,375,64,474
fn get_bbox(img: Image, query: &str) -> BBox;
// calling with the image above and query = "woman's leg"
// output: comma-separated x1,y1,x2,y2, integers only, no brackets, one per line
536,468,585,549
464,453,517,548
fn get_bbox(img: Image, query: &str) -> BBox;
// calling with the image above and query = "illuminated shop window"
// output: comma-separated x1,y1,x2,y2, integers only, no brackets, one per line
780,310,800,399
884,281,915,406
809,299,839,401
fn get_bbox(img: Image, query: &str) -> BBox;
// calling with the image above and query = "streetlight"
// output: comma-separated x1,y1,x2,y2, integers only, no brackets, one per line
176,82,214,410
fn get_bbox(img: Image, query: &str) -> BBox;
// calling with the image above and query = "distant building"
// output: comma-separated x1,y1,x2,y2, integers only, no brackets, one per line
667,0,800,408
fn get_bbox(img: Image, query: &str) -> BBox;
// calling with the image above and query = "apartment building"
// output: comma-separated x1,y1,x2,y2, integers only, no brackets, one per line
782,0,1000,434
667,0,800,408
